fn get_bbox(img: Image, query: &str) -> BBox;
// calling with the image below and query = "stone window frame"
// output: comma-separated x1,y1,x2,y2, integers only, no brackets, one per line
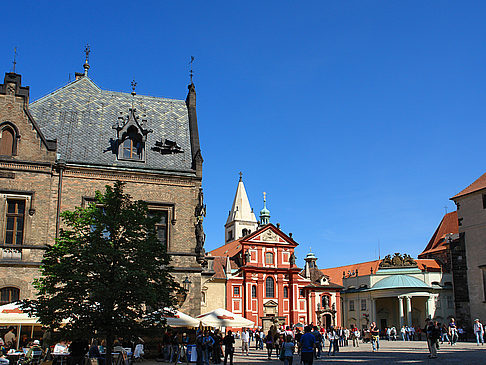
265,251,274,265
0,121,20,156
349,300,355,311
361,299,367,311
0,286,19,305
0,191,34,261
81,197,175,251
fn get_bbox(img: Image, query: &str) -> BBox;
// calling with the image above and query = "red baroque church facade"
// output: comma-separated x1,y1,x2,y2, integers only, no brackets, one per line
208,177,342,330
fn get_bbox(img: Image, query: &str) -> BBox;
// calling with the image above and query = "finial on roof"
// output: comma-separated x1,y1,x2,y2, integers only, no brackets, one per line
131,79,137,96
84,43,90,76
12,47,17,73
189,56,195,84
259,192,270,225
239,171,243,181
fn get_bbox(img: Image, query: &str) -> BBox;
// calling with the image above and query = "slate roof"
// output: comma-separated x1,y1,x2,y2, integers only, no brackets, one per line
419,211,458,258
451,171,486,199
29,77,195,175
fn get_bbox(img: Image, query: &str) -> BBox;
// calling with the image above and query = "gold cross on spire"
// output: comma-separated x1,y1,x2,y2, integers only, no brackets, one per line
263,192,266,202
239,171,243,181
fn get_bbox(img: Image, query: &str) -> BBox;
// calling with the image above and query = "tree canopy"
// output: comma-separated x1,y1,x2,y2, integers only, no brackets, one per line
23,182,182,355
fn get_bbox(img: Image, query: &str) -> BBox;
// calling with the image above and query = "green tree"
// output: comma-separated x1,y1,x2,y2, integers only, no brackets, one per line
23,182,182,364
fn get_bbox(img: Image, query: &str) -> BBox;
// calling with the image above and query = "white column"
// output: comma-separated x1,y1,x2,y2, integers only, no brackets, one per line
398,296,404,328
371,298,377,323
406,296,412,326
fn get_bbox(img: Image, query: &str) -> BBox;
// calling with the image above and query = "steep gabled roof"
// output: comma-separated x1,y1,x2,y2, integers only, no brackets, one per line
419,211,458,258
29,76,195,175
451,172,486,199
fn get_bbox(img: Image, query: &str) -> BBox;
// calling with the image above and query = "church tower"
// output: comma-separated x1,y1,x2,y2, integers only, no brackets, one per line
225,173,258,242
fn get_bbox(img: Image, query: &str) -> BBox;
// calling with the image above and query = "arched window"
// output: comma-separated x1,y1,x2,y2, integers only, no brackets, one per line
265,252,274,265
283,286,288,298
0,287,19,305
120,126,143,160
265,276,275,298
0,127,14,156
251,285,257,298
242,229,249,236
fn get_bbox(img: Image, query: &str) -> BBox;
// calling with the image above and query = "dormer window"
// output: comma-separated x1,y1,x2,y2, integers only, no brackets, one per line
113,108,152,162
121,126,143,160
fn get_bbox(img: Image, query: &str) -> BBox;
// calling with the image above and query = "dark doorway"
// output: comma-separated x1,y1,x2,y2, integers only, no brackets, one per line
380,318,387,330
323,314,332,329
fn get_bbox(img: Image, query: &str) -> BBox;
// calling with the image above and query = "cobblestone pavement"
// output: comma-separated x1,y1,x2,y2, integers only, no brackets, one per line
150,340,486,364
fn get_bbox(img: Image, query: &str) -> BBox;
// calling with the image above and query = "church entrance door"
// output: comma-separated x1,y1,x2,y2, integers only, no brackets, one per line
323,314,332,329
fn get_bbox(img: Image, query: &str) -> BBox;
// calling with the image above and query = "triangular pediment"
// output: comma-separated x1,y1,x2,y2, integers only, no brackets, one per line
264,300,278,307
246,224,296,246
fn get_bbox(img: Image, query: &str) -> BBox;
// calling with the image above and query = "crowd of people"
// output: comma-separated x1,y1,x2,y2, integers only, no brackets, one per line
0,317,484,364
0,328,143,365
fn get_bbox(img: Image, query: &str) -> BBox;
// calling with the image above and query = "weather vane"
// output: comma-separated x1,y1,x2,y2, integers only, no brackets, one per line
84,43,90,63
189,56,195,84
12,47,17,73
131,79,137,96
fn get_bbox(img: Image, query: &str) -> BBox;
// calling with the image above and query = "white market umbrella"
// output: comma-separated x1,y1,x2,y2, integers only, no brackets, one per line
197,308,254,328
0,303,41,350
0,303,39,325
160,308,201,327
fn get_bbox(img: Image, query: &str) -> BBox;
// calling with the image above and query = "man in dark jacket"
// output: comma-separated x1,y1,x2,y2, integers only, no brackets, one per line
222,331,235,365
426,321,441,359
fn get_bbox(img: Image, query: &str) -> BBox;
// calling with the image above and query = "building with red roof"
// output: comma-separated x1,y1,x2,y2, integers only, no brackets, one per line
203,176,342,330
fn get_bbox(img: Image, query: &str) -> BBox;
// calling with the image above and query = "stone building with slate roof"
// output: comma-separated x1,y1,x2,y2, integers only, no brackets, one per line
0,63,205,316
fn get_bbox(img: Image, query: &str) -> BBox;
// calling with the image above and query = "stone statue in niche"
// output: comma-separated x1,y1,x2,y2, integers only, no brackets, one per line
323,295,330,309
194,188,207,267
244,250,250,265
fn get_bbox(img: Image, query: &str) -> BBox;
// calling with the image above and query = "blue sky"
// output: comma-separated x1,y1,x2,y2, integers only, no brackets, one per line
3,1,486,268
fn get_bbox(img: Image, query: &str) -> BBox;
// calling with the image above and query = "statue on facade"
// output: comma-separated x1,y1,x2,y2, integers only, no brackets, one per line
244,250,250,265
195,188,207,267
289,253,296,266
323,295,330,309
379,252,417,268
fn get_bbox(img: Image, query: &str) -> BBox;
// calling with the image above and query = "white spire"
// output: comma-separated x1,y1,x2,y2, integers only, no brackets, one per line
225,172,258,242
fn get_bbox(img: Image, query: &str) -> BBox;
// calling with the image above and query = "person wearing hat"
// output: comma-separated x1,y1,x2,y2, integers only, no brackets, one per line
474,319,484,345
23,340,43,365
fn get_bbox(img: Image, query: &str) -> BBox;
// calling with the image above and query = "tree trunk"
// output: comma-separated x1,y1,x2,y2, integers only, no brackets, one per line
105,333,114,365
